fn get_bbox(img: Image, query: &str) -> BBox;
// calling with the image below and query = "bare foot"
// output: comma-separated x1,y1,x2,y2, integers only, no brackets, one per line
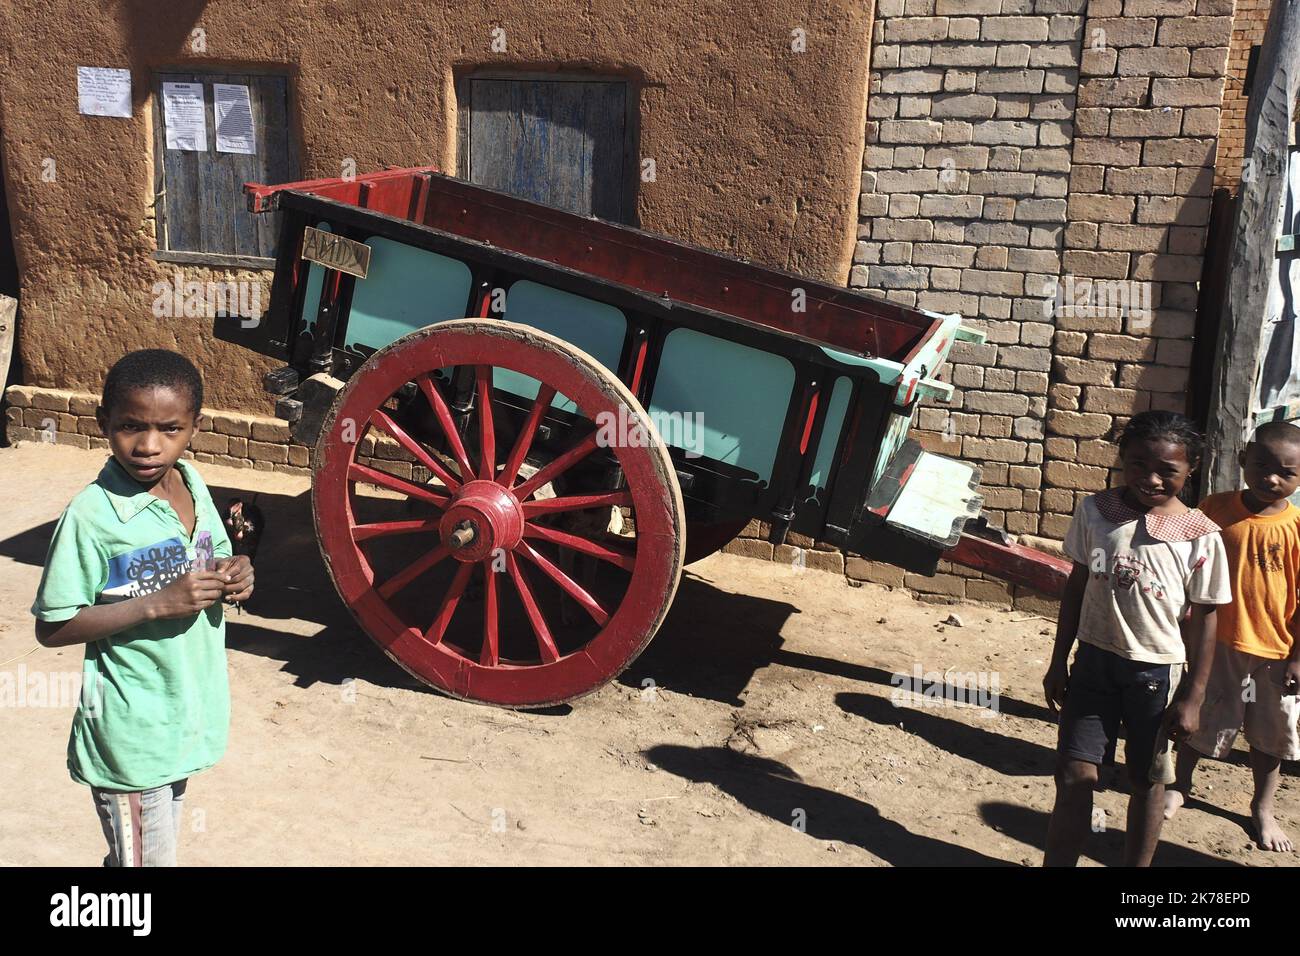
1163,788,1186,821
1252,804,1295,852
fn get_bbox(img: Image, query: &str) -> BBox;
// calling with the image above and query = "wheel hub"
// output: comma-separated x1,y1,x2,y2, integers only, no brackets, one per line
439,479,523,562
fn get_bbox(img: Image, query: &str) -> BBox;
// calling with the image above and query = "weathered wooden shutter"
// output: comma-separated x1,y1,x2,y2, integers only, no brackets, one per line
153,72,296,260
458,78,631,223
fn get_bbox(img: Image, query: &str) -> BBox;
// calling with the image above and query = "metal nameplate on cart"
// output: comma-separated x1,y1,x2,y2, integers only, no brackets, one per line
300,227,371,279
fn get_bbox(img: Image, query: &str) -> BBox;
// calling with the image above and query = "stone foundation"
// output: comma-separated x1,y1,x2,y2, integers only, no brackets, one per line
4,383,1062,617
722,520,1060,614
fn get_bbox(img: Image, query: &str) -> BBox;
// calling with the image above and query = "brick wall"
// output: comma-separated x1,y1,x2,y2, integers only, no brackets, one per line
3,385,313,475
851,0,1233,570
1213,0,1271,190
856,0,1086,542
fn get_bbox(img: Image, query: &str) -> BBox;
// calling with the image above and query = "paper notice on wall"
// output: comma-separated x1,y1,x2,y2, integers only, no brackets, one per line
214,84,256,155
163,82,207,151
77,67,132,118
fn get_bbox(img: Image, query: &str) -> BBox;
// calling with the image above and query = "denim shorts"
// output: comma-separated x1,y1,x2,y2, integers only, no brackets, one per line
91,778,188,867
1058,642,1182,785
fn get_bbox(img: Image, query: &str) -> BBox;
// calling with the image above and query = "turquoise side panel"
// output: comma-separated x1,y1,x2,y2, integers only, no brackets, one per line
871,410,913,488
649,328,795,484
497,281,628,414
808,376,852,494
819,345,902,384
343,239,473,351
298,222,331,334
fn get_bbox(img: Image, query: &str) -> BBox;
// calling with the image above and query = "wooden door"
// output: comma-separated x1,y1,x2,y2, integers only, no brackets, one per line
457,77,632,224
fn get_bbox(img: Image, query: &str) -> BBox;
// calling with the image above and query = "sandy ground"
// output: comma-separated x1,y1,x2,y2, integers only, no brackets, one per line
0,442,1296,867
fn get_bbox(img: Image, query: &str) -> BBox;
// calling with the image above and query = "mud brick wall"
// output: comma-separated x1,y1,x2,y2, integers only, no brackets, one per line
4,384,502,494
1213,0,1271,190
3,385,313,477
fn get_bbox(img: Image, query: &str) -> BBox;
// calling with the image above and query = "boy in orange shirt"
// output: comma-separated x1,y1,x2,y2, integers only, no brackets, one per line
1165,421,1300,852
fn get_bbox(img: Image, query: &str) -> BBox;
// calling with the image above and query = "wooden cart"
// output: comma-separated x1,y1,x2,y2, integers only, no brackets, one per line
216,166,1059,708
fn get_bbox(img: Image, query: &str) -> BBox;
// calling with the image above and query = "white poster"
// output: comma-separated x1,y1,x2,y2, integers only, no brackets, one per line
77,66,132,118
214,83,256,155
162,82,207,152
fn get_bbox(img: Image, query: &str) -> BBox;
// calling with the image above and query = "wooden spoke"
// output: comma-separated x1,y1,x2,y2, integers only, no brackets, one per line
476,365,495,480
349,462,450,508
481,563,500,667
522,490,632,517
417,374,474,478
524,522,637,572
369,407,462,491
499,384,557,486
424,562,474,646
506,553,561,664
377,543,452,600
516,540,610,626
352,517,441,543
512,431,602,501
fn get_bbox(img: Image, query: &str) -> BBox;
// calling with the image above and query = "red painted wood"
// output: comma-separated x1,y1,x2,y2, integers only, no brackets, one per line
351,517,441,542
630,339,648,394
312,319,684,707
248,167,932,361
475,365,495,479
348,462,449,507
377,542,453,601
369,407,461,491
516,539,611,626
424,562,474,644
417,375,474,478
481,566,500,667
244,166,441,213
523,522,637,571
799,391,820,455
942,534,1071,599
506,552,561,664
512,431,601,501
522,491,633,516
500,385,555,486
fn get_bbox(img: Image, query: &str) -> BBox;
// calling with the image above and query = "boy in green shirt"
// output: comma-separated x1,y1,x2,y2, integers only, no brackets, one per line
31,349,254,866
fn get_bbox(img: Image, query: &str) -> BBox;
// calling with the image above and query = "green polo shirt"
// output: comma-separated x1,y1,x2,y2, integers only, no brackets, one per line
31,457,233,791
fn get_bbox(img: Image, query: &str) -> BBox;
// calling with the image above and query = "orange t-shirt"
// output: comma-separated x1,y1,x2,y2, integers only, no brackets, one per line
1198,491,1300,660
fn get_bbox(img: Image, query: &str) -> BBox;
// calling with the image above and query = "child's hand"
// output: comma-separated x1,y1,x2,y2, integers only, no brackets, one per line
1163,696,1202,742
215,555,255,603
1284,660,1300,697
1043,661,1068,713
146,571,228,619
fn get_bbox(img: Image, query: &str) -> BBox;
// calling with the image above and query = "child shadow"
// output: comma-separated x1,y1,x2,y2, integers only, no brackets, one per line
0,518,58,566
646,743,1016,866
978,801,1242,867
836,690,1057,777
1173,794,1256,842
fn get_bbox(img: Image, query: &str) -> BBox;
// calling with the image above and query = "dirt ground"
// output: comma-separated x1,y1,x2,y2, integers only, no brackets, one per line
1,442,1296,867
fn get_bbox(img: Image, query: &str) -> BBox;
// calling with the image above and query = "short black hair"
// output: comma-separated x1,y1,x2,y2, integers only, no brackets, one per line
101,349,203,417
1250,420,1300,452
1118,410,1204,465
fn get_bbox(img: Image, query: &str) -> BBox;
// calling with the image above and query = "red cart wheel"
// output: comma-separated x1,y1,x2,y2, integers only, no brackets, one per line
313,319,685,708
